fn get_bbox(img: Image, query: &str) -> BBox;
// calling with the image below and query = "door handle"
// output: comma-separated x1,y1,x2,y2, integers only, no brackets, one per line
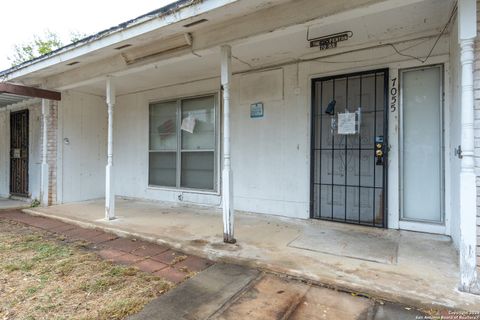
455,145,463,159
375,136,384,166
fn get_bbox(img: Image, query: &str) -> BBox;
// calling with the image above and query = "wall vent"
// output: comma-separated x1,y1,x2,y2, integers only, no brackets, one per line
183,19,208,28
114,44,132,50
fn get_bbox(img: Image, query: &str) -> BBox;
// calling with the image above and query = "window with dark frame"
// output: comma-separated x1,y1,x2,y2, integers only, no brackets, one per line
149,95,216,191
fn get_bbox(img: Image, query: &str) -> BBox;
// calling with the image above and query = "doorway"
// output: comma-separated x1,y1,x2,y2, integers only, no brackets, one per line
10,109,29,197
311,69,388,227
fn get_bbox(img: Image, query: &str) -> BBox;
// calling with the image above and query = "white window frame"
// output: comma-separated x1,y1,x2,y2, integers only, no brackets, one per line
148,93,220,193
388,58,451,236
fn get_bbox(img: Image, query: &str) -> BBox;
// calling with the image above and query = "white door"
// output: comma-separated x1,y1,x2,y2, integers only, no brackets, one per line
61,92,107,203
400,65,444,231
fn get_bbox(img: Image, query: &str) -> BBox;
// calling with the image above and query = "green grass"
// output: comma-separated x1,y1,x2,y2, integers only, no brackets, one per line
0,219,173,320
93,298,148,320
26,286,40,296
4,260,35,272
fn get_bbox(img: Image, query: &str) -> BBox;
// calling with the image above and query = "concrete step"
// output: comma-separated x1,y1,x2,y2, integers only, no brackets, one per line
128,263,424,320
127,264,260,320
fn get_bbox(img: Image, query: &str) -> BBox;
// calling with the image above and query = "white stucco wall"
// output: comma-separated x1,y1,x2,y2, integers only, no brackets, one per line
114,79,223,206
107,35,451,221
230,66,310,218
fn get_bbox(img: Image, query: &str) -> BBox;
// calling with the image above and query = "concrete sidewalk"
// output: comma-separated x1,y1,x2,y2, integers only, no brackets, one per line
0,197,30,209
129,264,425,320
24,198,480,311
0,209,427,319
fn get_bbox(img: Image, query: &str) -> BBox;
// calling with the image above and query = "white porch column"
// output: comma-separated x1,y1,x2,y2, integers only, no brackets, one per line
40,98,49,206
458,0,479,292
105,77,116,220
221,45,235,243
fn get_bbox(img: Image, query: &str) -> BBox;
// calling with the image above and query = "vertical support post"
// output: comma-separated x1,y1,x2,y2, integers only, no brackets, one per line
40,98,49,206
221,45,235,243
105,77,116,220
458,0,479,292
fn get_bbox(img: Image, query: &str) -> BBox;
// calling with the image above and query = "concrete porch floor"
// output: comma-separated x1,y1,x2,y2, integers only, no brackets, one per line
0,197,30,209
25,198,479,311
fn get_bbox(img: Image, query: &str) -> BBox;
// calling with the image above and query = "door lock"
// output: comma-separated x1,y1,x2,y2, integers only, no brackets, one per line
375,136,384,166
455,145,463,159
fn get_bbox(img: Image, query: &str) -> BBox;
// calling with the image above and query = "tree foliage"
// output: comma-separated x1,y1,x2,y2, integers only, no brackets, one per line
8,31,87,67
69,31,88,43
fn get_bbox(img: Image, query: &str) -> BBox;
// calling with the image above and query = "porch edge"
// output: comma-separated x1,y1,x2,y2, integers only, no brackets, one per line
21,208,471,312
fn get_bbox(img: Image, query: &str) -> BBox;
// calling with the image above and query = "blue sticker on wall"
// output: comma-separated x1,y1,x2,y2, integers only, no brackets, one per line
250,102,264,118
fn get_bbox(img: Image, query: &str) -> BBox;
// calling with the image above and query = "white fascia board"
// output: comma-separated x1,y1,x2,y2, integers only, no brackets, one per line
3,0,237,81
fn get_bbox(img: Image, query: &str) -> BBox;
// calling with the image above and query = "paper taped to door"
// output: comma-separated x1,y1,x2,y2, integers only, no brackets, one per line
338,112,356,135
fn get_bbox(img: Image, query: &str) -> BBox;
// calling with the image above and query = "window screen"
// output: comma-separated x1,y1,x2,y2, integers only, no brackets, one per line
148,95,216,191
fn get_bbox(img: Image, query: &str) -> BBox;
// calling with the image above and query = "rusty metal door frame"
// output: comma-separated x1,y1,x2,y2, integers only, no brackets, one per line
9,109,29,197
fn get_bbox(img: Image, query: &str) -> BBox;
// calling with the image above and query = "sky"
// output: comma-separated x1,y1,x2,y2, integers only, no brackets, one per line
0,0,176,71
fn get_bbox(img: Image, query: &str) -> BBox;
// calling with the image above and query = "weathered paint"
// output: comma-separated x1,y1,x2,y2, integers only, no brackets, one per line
9,0,429,89
83,35,447,222
105,77,116,220
449,16,462,250
3,0,474,289
27,199,479,311
58,91,106,203
221,45,235,243
458,0,479,292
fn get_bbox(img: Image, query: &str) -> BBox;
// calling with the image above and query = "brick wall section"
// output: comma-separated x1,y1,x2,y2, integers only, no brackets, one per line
47,100,58,205
40,100,58,205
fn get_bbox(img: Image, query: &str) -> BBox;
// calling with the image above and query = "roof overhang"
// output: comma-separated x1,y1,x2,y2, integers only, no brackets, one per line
0,0,241,84
0,0,440,92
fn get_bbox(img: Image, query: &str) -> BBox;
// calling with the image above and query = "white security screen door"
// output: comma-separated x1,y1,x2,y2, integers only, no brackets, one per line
400,65,443,224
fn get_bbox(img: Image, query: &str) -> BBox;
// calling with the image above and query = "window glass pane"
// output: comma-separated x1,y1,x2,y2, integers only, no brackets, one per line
149,152,176,187
402,66,442,222
150,101,177,151
181,152,214,190
181,96,215,150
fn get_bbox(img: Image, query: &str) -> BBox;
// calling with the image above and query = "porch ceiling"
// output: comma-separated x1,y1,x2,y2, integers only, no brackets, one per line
73,0,454,97
0,93,28,108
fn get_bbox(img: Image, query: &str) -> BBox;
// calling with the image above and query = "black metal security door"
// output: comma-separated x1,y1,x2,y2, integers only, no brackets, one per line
10,109,29,196
311,69,388,227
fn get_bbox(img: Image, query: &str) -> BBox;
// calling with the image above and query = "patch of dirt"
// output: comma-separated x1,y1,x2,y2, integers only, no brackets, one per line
0,219,172,320
209,242,241,251
189,239,209,247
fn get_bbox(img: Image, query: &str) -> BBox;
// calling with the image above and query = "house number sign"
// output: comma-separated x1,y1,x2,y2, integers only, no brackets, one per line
390,77,398,113
309,31,353,50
